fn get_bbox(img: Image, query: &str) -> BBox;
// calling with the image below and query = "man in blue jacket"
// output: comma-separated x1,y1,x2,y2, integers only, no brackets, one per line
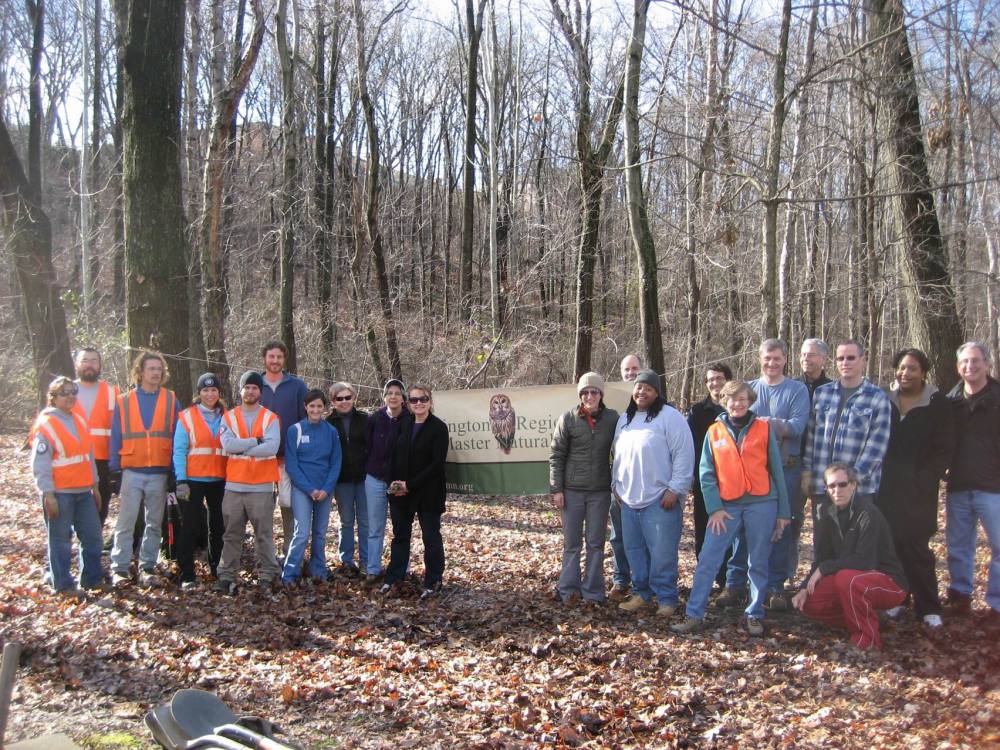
258,341,308,558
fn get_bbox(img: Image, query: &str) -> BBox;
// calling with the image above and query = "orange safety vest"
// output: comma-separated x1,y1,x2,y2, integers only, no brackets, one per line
118,388,176,469
223,407,279,484
72,380,119,460
708,419,771,501
35,411,95,490
179,405,227,479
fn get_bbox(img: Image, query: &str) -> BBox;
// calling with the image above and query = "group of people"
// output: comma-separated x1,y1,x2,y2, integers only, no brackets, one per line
29,336,1000,651
30,342,450,601
551,339,999,650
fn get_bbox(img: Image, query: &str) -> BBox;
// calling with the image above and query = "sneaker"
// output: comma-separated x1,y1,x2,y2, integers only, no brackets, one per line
608,584,630,603
337,564,361,579
213,579,237,595
618,594,653,612
656,603,677,617
180,580,198,591
922,613,943,629
420,583,442,600
670,617,705,635
743,616,765,637
715,587,745,608
364,573,382,587
137,569,163,588
884,605,905,619
112,572,132,588
259,578,280,592
767,592,789,612
944,589,972,615
379,583,393,595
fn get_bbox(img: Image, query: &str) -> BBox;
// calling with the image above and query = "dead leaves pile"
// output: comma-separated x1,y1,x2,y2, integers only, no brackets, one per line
0,435,997,748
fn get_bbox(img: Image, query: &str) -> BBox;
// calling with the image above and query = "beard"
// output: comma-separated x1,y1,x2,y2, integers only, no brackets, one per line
77,370,99,383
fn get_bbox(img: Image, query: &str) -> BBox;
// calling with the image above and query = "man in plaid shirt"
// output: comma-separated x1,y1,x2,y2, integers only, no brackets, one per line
802,340,892,506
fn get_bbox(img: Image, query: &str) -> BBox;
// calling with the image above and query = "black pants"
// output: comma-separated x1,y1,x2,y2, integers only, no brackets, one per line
95,459,112,526
386,503,444,587
175,480,226,581
693,488,730,588
892,529,941,617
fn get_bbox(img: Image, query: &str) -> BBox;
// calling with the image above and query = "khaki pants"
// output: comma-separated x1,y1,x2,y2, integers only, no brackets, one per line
218,490,281,583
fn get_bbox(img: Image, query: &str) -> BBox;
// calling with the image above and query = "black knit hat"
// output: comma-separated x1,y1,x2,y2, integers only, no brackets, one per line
239,370,265,390
196,373,220,392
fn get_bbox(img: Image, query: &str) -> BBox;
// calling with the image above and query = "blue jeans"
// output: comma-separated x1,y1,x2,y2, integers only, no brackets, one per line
110,470,167,575
364,475,389,576
726,466,796,593
609,498,632,587
282,488,333,582
45,491,104,591
335,480,368,570
947,489,1000,612
686,500,777,620
620,499,683,606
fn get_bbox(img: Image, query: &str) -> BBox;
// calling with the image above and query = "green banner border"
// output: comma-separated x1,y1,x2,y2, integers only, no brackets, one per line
445,460,549,496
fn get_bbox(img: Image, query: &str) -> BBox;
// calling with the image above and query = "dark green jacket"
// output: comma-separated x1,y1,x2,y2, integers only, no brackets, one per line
548,404,618,493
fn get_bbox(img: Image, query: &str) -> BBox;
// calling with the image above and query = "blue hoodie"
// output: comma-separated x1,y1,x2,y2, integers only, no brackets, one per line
284,419,342,496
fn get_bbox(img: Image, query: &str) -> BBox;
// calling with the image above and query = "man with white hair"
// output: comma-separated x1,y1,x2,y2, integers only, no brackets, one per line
944,341,1000,625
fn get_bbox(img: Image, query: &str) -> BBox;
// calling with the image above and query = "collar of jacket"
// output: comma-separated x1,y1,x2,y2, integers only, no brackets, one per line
887,381,936,411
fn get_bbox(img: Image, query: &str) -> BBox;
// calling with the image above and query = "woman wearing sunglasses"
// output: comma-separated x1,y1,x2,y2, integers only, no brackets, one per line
30,376,105,597
549,372,619,605
327,382,370,576
792,462,908,650
381,384,449,598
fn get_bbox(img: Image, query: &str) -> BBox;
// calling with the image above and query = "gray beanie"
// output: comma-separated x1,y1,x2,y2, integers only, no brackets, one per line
634,369,662,398
239,370,265,390
577,372,605,394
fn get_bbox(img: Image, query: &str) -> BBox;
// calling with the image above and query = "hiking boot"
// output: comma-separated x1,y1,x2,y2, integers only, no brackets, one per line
420,582,442,601
608,584,630,603
213,578,237,595
619,594,654,612
743,616,765,637
656,603,677,617
766,592,789,612
56,587,86,602
84,581,112,594
670,617,705,635
715,587,745,608
561,590,582,605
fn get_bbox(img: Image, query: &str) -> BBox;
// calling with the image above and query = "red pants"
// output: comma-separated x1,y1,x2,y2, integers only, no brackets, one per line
801,569,906,649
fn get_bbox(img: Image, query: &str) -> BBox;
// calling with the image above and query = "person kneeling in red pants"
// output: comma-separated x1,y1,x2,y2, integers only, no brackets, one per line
792,462,908,650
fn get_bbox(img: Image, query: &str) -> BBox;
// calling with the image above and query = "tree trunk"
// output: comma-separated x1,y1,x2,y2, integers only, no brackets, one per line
26,0,44,205
0,118,74,404
459,0,487,323
276,0,299,371
624,0,665,387
760,0,792,338
121,0,192,404
199,0,265,397
867,0,963,391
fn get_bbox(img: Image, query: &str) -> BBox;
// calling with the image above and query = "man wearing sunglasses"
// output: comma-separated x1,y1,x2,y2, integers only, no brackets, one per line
801,340,892,519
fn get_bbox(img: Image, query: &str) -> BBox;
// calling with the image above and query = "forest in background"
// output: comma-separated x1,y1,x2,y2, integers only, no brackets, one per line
0,0,998,426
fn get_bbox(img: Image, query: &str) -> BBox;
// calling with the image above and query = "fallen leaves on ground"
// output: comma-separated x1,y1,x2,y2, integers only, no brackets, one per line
0,435,997,748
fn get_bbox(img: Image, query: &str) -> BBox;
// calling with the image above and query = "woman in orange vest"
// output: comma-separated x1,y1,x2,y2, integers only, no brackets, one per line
172,373,228,589
30,376,105,598
672,380,790,637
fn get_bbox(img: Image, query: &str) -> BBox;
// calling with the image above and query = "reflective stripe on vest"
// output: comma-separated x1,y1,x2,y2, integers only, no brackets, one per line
72,381,118,460
180,406,227,478
223,407,279,484
708,419,771,501
118,388,176,469
36,412,94,490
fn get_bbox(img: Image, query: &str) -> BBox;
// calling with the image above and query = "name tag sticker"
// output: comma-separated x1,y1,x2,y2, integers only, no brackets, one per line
712,439,727,448
300,435,310,444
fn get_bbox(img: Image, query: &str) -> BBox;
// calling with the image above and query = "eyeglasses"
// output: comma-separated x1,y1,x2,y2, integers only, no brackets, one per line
835,355,858,362
580,389,601,397
826,480,851,490
56,386,79,397
334,395,353,402
409,395,431,404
